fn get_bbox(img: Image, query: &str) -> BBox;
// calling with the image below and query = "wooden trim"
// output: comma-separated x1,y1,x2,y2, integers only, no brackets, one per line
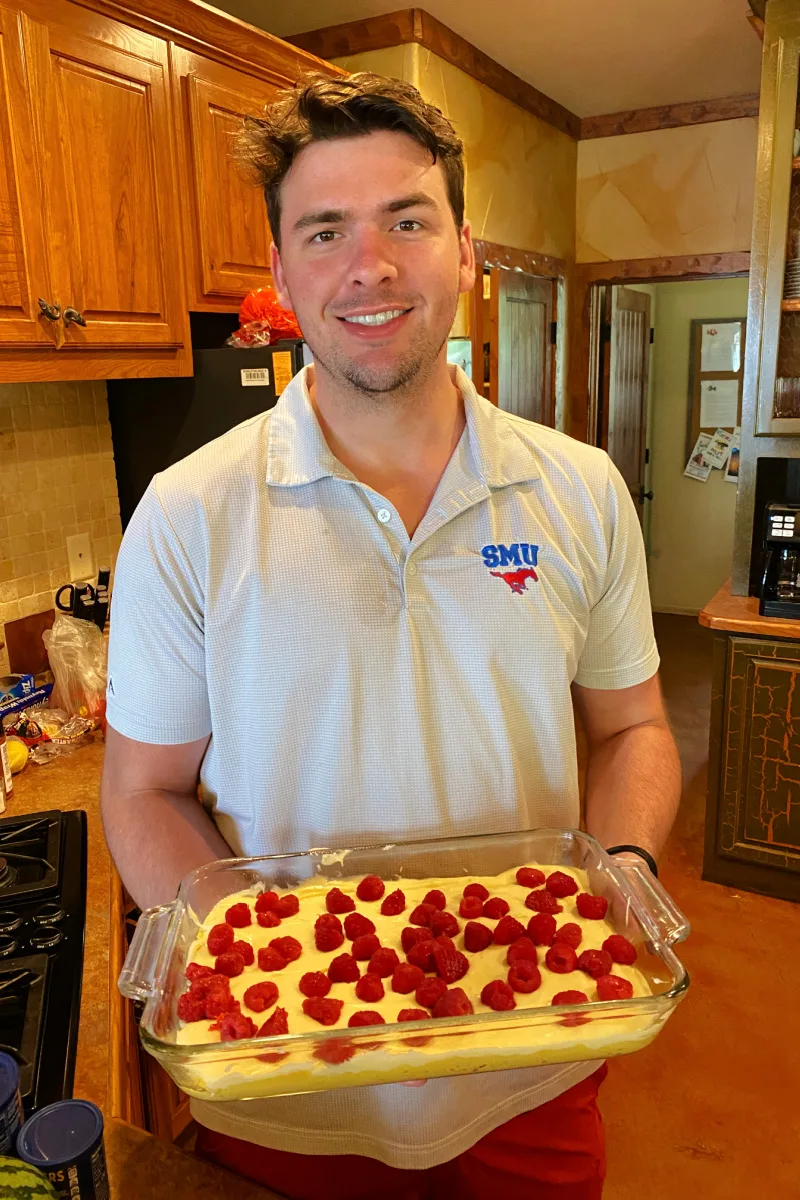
473,239,568,280
747,13,765,41
286,9,581,139
580,94,760,140
108,867,146,1128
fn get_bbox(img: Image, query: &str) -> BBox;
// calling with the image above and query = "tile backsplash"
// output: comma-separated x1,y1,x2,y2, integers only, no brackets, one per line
0,381,122,676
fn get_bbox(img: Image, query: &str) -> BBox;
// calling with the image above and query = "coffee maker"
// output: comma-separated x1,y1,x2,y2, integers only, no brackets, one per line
759,502,800,617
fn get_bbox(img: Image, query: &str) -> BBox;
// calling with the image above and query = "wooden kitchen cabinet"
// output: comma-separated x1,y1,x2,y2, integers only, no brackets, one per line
172,48,278,311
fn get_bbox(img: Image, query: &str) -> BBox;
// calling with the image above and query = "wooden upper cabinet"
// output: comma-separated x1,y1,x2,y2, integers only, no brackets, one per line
22,13,188,351
172,48,278,310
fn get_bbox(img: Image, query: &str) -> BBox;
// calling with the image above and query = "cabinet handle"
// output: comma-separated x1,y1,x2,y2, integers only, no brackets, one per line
38,298,61,321
63,306,87,328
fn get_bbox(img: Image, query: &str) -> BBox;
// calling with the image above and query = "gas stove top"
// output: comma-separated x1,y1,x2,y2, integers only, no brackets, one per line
0,811,86,1112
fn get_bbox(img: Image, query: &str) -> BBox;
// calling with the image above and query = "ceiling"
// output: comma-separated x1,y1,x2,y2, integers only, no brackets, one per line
213,0,763,118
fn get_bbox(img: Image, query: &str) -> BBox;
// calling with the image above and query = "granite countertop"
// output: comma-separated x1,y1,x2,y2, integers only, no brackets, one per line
9,740,278,1199
699,577,800,639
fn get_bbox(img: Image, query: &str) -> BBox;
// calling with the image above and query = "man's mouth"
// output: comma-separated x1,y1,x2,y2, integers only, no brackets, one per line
339,308,412,326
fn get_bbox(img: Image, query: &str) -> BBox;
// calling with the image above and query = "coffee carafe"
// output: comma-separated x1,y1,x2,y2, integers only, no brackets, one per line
759,502,800,617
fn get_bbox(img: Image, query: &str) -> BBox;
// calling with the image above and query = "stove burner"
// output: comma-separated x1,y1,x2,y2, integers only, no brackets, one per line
0,938,18,959
0,912,23,935
0,859,17,889
33,904,64,925
29,927,62,951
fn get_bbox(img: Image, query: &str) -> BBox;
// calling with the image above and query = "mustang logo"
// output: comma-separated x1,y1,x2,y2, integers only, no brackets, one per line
489,567,538,595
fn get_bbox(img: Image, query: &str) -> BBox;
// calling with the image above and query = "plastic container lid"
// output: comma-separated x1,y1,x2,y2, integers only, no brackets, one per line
0,1052,20,1109
17,1100,103,1166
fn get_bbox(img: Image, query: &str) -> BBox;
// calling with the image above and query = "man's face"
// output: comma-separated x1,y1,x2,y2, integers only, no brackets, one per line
271,130,475,398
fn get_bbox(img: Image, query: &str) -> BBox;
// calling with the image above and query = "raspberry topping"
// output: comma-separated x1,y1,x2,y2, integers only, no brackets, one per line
432,942,469,984
506,937,538,965
602,934,638,965
401,926,430,953
270,936,302,962
214,951,245,978
545,870,579,898
430,910,460,938
552,990,588,1006
327,953,360,983
314,1039,355,1064
392,963,425,993
217,1012,257,1040
482,897,510,920
233,940,254,966
348,1010,386,1027
553,923,582,949
464,921,493,953
527,913,557,945
225,902,252,928
415,976,447,1009
493,915,527,945
177,993,206,1022
524,889,563,914
577,949,613,980
255,891,279,913
356,875,386,902
352,933,381,961
315,915,344,953
243,981,279,1012
380,889,406,916
302,996,344,1026
256,911,282,928
397,1008,430,1022
326,887,356,914
299,972,332,997
459,896,484,919
207,923,234,957
507,960,542,993
545,943,577,974
423,889,447,910
481,980,516,1010
185,963,215,982
274,894,300,918
596,974,634,1001
258,1006,289,1036
344,912,376,940
406,939,437,970
463,883,489,901
355,973,385,1003
369,947,400,978
576,893,609,920
204,988,238,1020
432,987,474,1018
409,903,437,927
516,867,545,889
257,946,287,972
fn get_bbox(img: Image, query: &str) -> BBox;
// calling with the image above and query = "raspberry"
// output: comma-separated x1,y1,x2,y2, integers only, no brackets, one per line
602,935,638,965
432,943,469,984
392,963,425,993
407,939,437,970
356,875,385,902
255,890,279,913
274,894,300,918
258,1006,289,1036
225,902,252,927
257,946,287,972
380,889,406,916
314,1038,355,1064
464,921,493,953
507,960,542,993
189,974,228,1001
401,926,429,953
552,990,588,1006
299,972,332,997
315,916,344,953
355,972,385,1003
596,974,634,1001
214,951,245,977
481,980,516,1010
507,937,538,965
397,1008,429,1022
459,896,483,919
369,947,400,978
207,923,234,956
205,993,238,1021
328,953,360,983
576,893,608,920
525,889,563,914
423,889,447,910
256,911,282,928
233,940,255,966
270,936,302,962
545,944,577,974
415,977,447,1009
516,867,545,889
326,887,356,914
577,949,613,980
243,981,279,1012
430,910,460,938
258,1051,289,1064
352,934,381,961
463,883,489,901
432,987,473,1018
433,934,456,952
185,963,215,983
409,903,437,927
217,1012,257,1040
344,912,376,940
553,923,582,950
177,992,206,1022
545,870,579,898
527,913,557,945
316,912,341,927
348,1010,386,1027
493,915,526,945
303,997,344,1026
482,897,510,920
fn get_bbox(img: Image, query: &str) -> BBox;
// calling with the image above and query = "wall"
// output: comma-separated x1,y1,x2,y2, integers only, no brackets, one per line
334,44,577,260
646,276,750,614
0,382,123,676
576,119,758,263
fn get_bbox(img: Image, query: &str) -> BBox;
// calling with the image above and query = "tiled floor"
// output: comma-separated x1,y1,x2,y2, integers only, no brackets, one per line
599,615,800,1199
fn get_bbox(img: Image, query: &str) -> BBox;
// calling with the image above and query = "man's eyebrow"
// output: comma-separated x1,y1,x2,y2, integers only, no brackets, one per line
384,193,437,214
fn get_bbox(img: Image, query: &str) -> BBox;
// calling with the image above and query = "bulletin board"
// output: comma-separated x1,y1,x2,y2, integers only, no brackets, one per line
685,318,746,461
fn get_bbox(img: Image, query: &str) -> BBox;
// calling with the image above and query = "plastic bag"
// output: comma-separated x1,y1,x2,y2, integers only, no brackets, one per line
42,614,107,728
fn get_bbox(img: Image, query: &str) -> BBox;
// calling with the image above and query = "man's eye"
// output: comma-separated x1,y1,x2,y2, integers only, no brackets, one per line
394,219,422,232
311,230,339,244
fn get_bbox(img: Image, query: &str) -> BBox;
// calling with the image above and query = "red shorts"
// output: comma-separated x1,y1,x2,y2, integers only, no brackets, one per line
196,1063,608,1200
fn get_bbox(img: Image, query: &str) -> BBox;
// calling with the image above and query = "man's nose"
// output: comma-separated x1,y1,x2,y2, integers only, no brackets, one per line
347,230,398,289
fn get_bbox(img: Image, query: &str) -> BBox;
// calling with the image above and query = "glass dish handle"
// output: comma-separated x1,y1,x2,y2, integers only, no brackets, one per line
118,902,178,1002
611,859,691,947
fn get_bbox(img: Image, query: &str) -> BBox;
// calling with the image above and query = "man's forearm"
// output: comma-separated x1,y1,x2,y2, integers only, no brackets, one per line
583,721,681,860
102,788,232,910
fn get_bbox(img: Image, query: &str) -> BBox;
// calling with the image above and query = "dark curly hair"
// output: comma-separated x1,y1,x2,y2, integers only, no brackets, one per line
236,72,465,249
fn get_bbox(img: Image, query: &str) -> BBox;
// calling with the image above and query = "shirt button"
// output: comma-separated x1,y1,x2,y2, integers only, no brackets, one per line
376,508,391,524
407,562,417,576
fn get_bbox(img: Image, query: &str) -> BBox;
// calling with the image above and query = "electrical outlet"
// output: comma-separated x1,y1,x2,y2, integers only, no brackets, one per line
66,533,94,582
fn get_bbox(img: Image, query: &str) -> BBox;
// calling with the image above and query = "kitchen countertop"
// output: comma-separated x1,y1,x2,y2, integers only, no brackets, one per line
698,577,800,639
9,739,278,1199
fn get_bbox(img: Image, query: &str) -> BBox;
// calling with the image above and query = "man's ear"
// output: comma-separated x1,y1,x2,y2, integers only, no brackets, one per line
458,219,476,296
270,242,294,310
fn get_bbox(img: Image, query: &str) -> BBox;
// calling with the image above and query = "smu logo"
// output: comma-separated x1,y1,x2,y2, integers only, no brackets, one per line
481,543,540,594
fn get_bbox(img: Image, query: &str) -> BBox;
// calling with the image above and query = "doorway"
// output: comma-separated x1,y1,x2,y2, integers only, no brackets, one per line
478,267,558,426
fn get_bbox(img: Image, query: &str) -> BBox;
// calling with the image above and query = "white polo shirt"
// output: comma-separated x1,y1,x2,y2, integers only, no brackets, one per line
107,365,659,1167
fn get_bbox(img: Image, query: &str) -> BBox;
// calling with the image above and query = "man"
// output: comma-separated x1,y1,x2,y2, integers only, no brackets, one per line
102,73,681,1200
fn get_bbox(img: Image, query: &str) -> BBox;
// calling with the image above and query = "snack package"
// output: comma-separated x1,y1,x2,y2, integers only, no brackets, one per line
42,614,107,728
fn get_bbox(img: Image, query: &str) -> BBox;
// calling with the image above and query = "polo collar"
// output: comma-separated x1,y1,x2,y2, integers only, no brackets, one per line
265,364,540,489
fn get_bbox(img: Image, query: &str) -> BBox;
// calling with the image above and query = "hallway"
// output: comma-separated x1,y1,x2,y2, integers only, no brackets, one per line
599,615,800,1198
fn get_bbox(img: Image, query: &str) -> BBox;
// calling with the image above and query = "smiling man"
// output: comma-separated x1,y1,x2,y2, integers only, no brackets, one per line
101,73,681,1200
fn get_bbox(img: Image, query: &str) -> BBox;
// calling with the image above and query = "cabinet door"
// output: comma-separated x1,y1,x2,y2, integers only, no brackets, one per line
24,17,186,349
0,6,52,346
173,49,276,309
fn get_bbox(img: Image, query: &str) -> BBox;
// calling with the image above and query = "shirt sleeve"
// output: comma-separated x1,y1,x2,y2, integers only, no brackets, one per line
573,457,660,690
105,480,212,744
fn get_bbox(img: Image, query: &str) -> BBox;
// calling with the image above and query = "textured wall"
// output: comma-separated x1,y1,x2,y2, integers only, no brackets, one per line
577,119,758,263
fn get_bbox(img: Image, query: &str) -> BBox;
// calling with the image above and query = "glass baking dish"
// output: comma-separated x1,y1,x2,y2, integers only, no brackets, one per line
118,828,690,1102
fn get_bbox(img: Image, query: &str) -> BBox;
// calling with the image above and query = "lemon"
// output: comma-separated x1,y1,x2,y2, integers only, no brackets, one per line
5,737,29,774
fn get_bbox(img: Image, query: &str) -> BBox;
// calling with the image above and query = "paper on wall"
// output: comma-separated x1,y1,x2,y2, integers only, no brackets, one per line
684,432,713,481
704,428,734,469
699,379,739,428
700,322,741,373
725,426,741,484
